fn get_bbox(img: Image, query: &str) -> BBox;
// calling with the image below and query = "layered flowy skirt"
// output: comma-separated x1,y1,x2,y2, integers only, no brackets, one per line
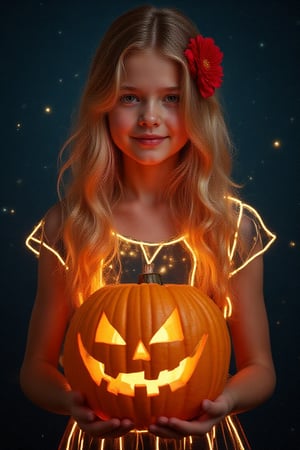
58,415,251,450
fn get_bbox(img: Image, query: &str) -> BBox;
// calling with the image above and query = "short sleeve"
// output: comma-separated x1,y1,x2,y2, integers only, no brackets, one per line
25,219,66,267
228,198,276,276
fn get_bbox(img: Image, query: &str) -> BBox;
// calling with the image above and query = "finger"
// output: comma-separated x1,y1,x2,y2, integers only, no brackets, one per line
114,419,135,435
159,417,219,436
83,418,135,439
70,390,85,405
79,418,121,437
149,417,183,438
168,418,209,435
150,417,192,438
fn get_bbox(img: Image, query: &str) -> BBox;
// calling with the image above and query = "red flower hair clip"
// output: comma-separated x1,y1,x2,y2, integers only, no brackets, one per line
184,34,224,98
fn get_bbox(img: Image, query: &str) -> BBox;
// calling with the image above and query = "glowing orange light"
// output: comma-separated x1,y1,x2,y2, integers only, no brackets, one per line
223,296,233,320
95,313,126,345
272,139,281,148
76,302,209,397
133,340,151,361
149,308,184,343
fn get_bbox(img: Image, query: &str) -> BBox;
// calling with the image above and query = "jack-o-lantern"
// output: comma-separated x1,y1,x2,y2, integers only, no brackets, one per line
63,275,231,429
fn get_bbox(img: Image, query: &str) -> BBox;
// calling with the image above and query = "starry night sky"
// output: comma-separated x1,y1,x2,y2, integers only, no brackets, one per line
1,1,299,449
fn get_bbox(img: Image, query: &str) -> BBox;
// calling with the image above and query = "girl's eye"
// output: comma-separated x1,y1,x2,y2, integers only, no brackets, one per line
120,94,139,104
164,94,180,103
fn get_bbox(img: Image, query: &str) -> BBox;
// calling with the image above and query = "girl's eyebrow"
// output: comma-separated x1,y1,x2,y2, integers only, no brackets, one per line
119,86,138,91
120,85,180,92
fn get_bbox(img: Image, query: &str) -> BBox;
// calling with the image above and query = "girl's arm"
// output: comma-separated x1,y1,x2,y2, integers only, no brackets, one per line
20,230,73,414
222,251,276,413
149,252,276,437
20,207,134,437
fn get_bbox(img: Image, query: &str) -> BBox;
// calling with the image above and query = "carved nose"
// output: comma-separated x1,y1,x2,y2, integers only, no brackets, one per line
133,340,151,361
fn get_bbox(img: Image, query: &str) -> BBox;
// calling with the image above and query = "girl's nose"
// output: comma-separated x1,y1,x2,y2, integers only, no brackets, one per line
138,103,161,127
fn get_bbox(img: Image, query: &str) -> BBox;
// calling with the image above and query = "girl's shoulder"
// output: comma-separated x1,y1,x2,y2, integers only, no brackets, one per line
25,202,66,266
43,202,65,245
228,197,276,276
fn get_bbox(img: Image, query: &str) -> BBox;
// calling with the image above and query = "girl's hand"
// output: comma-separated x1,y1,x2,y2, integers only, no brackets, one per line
68,391,135,438
149,394,233,438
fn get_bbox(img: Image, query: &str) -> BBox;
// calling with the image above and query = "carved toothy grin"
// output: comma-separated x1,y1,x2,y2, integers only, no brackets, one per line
77,333,208,397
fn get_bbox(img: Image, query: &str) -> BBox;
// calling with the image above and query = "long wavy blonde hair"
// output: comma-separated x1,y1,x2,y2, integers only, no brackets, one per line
57,5,239,308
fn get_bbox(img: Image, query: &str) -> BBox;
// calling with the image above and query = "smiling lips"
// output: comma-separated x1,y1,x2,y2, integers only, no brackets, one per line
133,135,167,146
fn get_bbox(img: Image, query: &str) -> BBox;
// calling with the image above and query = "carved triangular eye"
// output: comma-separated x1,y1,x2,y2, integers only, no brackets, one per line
149,308,184,344
95,313,126,345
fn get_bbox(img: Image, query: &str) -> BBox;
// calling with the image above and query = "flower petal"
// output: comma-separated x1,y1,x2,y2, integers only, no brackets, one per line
184,34,223,98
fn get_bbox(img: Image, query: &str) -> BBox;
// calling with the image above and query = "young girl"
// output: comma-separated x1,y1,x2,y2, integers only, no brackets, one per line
20,5,277,450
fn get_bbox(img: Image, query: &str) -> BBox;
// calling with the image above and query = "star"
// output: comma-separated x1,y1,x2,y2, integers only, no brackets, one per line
1,207,16,215
44,106,52,114
272,140,281,148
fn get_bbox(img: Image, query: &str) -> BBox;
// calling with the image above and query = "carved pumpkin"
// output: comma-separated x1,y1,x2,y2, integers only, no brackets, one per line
63,282,231,429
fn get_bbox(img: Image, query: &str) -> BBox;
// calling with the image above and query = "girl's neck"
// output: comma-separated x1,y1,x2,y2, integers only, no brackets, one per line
112,199,179,242
121,155,178,205
113,156,180,241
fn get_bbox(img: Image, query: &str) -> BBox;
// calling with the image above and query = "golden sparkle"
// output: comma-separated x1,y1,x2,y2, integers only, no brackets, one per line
272,139,281,148
2,207,15,215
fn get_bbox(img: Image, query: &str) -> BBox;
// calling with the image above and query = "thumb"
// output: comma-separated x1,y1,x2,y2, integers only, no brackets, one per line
69,390,86,405
202,398,227,417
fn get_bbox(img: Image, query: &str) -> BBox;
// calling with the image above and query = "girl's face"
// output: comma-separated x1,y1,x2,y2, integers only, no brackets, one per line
108,49,188,166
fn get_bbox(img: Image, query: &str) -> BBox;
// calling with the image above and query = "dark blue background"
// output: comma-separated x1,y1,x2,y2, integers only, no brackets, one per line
1,1,299,449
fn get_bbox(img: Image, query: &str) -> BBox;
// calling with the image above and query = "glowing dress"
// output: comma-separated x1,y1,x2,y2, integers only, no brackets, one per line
26,199,276,450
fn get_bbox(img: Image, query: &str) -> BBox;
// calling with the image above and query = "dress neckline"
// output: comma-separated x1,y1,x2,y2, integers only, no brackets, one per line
113,231,186,246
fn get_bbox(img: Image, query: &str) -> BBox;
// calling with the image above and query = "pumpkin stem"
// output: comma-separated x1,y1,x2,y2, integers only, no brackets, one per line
138,264,163,285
